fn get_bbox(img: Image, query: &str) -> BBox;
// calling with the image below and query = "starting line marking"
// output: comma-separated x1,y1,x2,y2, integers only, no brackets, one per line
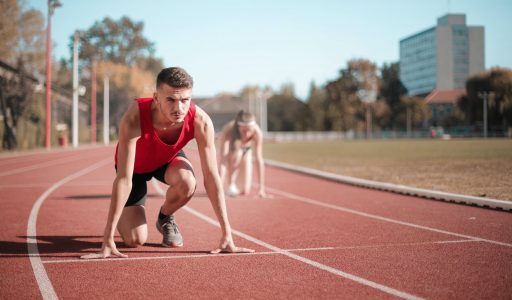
42,239,477,265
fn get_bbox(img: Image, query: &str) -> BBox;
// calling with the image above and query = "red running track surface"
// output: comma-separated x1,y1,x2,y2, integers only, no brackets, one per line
0,145,511,299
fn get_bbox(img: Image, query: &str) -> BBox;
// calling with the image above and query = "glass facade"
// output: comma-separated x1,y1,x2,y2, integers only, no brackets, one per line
452,25,470,89
399,14,483,96
399,28,437,95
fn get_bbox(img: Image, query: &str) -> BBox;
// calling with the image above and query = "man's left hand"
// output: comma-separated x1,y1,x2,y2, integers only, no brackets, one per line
210,238,254,254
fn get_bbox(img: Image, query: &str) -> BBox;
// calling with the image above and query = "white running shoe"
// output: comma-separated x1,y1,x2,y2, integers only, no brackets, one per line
227,183,240,197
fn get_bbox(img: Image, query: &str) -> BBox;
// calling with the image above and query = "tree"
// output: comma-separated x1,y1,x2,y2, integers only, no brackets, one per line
372,100,391,130
379,62,407,128
325,59,378,131
16,9,46,75
460,67,512,132
60,16,165,138
0,0,46,149
396,96,431,131
306,81,328,131
75,16,162,71
0,0,19,63
0,61,34,149
267,84,308,131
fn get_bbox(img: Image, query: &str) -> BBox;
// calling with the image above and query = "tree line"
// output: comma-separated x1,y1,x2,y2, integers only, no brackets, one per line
0,0,163,150
265,60,512,135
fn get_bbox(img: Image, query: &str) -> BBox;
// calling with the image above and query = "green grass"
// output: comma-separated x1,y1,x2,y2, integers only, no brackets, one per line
263,138,512,201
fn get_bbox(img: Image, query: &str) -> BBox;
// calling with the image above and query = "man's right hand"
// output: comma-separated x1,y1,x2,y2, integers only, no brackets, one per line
80,238,128,259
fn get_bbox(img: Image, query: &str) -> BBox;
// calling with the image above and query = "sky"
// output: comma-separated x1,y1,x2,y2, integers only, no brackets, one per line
26,0,512,100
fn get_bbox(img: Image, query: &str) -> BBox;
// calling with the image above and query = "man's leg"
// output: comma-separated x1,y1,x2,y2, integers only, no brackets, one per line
227,150,243,196
117,205,148,247
161,156,196,215
116,173,149,247
156,156,196,247
239,149,252,195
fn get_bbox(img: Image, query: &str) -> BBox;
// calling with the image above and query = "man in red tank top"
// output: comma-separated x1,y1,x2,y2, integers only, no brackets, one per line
82,67,253,259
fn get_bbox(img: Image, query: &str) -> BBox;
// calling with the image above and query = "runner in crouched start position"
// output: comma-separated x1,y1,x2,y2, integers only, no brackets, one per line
218,111,270,198
81,67,253,259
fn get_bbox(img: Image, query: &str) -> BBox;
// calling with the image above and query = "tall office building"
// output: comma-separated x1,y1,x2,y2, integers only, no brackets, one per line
399,14,485,96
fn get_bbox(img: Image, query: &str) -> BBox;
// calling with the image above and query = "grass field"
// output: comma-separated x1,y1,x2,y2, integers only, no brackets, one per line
263,138,512,201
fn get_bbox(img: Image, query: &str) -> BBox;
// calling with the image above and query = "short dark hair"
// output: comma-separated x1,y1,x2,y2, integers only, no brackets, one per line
156,67,194,89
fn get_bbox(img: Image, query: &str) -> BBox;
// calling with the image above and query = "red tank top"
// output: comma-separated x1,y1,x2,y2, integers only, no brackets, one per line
115,97,196,173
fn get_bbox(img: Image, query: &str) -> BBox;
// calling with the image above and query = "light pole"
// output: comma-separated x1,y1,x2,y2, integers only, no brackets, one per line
103,73,110,145
478,91,494,138
357,87,377,139
91,60,97,144
72,32,79,147
44,0,61,149
258,88,272,137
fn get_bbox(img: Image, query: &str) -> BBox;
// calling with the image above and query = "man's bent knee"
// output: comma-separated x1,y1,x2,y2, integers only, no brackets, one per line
122,235,147,248
178,176,196,199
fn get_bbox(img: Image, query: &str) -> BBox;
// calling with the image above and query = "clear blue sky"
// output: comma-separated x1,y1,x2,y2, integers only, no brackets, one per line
27,0,512,100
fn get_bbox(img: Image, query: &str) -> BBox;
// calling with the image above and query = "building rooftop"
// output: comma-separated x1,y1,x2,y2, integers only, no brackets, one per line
425,89,466,104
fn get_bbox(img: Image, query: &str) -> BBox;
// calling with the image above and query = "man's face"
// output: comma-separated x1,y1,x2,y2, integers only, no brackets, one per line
154,84,192,124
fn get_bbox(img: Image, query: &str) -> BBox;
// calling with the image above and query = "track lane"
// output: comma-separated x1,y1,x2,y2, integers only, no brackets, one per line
1,145,511,299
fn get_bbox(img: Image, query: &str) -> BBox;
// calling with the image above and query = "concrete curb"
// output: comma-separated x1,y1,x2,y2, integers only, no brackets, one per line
265,159,512,212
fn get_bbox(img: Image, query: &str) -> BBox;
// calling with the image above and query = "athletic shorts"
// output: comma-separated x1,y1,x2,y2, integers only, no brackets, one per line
116,150,188,207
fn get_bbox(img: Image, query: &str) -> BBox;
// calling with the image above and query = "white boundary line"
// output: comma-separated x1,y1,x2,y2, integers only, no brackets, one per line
267,187,512,248
27,158,111,300
152,181,424,300
265,159,512,211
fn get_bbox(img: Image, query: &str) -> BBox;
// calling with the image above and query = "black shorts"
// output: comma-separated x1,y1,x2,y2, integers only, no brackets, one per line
117,150,188,207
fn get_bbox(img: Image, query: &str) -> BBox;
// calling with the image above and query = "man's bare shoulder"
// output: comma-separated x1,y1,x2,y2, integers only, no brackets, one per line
120,101,141,137
194,106,213,131
123,101,140,122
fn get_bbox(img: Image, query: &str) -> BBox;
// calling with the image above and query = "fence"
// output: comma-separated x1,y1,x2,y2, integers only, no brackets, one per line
265,128,510,142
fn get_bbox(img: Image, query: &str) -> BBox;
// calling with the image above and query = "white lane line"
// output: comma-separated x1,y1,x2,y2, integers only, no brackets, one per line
153,181,424,300
0,155,88,177
268,187,512,248
0,182,111,188
43,239,476,265
44,251,279,264
27,158,111,300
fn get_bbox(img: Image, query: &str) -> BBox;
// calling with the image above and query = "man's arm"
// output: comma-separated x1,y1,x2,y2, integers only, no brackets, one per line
194,107,253,253
217,122,232,187
81,102,140,259
253,128,269,198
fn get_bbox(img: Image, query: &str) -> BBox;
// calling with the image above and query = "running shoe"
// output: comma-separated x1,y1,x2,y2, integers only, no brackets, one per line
156,214,184,247
227,183,240,197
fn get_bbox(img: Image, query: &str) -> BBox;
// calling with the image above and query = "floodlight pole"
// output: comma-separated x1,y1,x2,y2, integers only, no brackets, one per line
91,60,97,144
44,0,61,149
366,104,372,139
478,91,494,138
103,74,110,145
72,32,80,147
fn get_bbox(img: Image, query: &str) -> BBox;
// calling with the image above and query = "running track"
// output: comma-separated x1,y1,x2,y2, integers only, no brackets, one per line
0,145,511,299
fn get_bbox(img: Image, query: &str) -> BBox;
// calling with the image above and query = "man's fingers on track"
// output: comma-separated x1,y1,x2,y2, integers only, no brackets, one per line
113,251,128,258
210,248,223,254
210,247,254,254
80,253,104,259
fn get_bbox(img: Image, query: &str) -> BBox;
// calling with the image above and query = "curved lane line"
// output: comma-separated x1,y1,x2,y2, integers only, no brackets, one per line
152,180,424,300
27,158,111,300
